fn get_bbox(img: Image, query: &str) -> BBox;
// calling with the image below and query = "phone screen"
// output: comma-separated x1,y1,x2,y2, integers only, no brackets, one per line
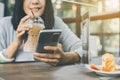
35,29,62,53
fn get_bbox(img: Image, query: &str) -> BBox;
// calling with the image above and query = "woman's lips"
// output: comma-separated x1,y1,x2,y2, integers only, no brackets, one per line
30,7,41,10
30,7,41,12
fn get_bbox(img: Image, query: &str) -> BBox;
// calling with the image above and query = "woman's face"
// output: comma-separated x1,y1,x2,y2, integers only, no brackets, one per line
23,0,46,18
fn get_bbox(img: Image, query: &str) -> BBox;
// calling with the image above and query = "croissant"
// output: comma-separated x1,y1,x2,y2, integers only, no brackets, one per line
101,52,116,72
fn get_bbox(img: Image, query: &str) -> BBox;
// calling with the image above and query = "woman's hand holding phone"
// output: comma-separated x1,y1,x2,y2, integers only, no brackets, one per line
34,43,65,66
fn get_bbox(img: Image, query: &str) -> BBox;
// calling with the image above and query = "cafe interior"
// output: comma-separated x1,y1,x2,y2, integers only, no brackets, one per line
0,0,119,55
0,0,120,80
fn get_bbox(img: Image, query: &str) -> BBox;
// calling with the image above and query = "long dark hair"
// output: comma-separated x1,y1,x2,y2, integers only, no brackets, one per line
11,0,54,30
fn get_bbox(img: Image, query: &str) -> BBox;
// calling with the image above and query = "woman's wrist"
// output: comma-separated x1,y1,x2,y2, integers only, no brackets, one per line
58,52,80,65
13,38,22,46
5,39,21,59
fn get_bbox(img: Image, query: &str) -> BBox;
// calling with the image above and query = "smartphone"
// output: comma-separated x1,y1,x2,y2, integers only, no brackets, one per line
35,29,62,53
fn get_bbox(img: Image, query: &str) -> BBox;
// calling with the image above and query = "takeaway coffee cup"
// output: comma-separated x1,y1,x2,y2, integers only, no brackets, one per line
23,17,45,52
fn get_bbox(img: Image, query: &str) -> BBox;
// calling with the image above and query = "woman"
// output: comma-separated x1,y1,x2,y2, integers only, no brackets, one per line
0,0,82,66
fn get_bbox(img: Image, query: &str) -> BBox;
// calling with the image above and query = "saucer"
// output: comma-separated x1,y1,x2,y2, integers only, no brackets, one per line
85,64,120,77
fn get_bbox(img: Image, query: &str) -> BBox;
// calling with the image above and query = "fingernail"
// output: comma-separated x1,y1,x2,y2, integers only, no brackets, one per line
23,31,25,33
44,46,47,49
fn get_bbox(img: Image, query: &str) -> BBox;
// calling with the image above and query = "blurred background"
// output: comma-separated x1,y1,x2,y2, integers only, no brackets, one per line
0,0,119,56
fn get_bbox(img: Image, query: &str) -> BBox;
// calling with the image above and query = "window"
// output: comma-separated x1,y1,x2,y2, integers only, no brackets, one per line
1,0,120,54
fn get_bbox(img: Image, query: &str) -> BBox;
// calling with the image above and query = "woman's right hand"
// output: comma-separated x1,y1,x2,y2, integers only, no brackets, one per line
15,15,32,45
5,15,33,59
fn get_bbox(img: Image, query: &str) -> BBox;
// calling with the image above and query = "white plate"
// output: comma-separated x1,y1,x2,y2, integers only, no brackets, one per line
85,64,120,77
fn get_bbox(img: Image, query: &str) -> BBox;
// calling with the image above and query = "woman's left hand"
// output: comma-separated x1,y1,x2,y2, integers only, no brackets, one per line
34,44,65,66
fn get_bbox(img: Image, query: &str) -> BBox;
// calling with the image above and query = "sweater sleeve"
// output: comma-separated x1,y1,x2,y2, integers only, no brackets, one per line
0,19,14,63
0,50,14,63
53,16,83,59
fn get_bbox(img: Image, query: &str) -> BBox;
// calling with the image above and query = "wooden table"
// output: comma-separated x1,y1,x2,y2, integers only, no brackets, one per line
0,62,120,80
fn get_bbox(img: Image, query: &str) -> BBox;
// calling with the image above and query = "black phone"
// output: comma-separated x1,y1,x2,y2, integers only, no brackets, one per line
35,29,62,53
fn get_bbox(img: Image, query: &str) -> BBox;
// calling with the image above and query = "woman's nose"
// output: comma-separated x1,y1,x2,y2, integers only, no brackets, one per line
32,0,39,5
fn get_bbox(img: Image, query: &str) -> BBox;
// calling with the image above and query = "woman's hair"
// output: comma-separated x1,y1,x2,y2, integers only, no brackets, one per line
11,0,54,30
